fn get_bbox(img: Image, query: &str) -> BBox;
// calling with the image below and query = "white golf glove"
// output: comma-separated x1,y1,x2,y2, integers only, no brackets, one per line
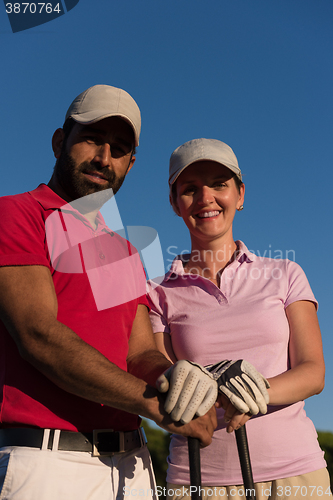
205,360,270,415
156,360,218,424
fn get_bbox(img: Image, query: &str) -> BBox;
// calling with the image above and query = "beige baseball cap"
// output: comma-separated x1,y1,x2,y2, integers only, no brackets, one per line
64,85,141,146
169,138,242,186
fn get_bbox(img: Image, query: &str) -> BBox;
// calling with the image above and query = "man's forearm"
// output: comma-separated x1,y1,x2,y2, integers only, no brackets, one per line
19,320,216,445
9,317,216,447
127,349,172,387
18,318,163,415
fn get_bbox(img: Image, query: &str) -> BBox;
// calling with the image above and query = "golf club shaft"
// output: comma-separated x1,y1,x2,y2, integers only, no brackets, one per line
188,437,201,500
235,426,255,500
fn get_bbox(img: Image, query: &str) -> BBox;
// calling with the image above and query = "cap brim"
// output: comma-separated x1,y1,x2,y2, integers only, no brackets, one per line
169,158,241,185
70,111,140,147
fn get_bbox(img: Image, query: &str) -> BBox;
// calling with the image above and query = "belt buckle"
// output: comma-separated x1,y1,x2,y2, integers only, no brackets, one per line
92,429,124,457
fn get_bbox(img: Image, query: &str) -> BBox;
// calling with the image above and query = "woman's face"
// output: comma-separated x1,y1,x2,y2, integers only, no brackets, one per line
174,161,245,245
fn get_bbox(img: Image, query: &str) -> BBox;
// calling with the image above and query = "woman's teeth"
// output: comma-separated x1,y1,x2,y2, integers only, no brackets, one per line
197,211,220,218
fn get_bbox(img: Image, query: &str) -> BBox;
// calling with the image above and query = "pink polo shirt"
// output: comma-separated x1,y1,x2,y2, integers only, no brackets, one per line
147,241,326,485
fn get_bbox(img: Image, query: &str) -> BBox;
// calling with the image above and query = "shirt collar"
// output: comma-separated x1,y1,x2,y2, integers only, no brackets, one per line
28,183,108,231
29,183,66,210
165,240,254,281
235,240,255,263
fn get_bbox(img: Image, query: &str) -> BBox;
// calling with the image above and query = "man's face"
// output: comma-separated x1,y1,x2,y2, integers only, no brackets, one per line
54,116,136,203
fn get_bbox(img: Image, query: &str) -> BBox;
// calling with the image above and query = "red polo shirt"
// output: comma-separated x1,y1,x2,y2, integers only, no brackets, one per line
0,184,148,432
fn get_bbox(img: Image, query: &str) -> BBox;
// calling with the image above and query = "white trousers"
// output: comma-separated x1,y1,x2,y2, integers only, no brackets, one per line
0,444,157,500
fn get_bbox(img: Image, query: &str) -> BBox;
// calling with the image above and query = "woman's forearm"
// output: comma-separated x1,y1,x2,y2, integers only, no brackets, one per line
267,360,325,405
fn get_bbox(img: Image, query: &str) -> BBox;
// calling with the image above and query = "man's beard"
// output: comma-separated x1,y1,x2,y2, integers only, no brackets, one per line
54,149,127,211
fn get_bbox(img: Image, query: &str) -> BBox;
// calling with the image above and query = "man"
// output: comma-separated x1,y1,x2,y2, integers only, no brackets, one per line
0,85,217,500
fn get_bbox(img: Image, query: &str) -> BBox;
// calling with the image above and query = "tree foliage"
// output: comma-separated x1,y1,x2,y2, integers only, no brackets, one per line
317,431,333,490
141,419,170,492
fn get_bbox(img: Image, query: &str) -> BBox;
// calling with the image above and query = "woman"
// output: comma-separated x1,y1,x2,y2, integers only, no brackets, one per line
147,138,330,500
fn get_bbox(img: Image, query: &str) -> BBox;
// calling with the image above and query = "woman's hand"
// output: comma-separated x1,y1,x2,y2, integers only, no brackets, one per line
206,359,270,415
216,393,252,433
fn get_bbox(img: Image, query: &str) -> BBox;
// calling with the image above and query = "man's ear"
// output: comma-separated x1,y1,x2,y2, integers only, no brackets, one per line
169,193,181,217
125,155,136,176
52,128,65,159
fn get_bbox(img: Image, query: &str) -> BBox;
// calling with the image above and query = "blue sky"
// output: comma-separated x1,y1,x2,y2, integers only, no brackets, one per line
1,0,333,432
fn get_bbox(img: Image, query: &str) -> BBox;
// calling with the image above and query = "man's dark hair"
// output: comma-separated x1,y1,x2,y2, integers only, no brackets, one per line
62,118,76,143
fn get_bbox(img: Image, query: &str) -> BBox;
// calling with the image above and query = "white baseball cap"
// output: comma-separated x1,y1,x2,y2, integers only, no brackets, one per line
64,85,141,146
169,138,242,186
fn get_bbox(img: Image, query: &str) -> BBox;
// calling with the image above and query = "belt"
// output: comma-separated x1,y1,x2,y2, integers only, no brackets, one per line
0,427,147,457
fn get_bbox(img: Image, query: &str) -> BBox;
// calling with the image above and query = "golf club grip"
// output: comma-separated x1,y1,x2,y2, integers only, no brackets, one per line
235,426,255,500
188,437,201,499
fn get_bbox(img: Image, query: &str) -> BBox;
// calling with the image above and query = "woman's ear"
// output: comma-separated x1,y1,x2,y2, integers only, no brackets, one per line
52,128,65,159
238,183,245,209
240,182,245,203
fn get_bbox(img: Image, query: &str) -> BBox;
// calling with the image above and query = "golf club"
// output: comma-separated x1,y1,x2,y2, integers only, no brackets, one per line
188,437,201,500
235,426,255,500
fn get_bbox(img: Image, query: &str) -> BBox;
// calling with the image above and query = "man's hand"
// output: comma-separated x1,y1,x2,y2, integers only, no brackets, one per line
157,404,217,447
156,360,218,424
206,360,270,415
181,404,217,447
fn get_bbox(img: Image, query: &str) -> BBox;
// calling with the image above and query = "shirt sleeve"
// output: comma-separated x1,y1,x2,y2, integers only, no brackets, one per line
146,281,170,334
284,260,318,309
0,193,50,268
